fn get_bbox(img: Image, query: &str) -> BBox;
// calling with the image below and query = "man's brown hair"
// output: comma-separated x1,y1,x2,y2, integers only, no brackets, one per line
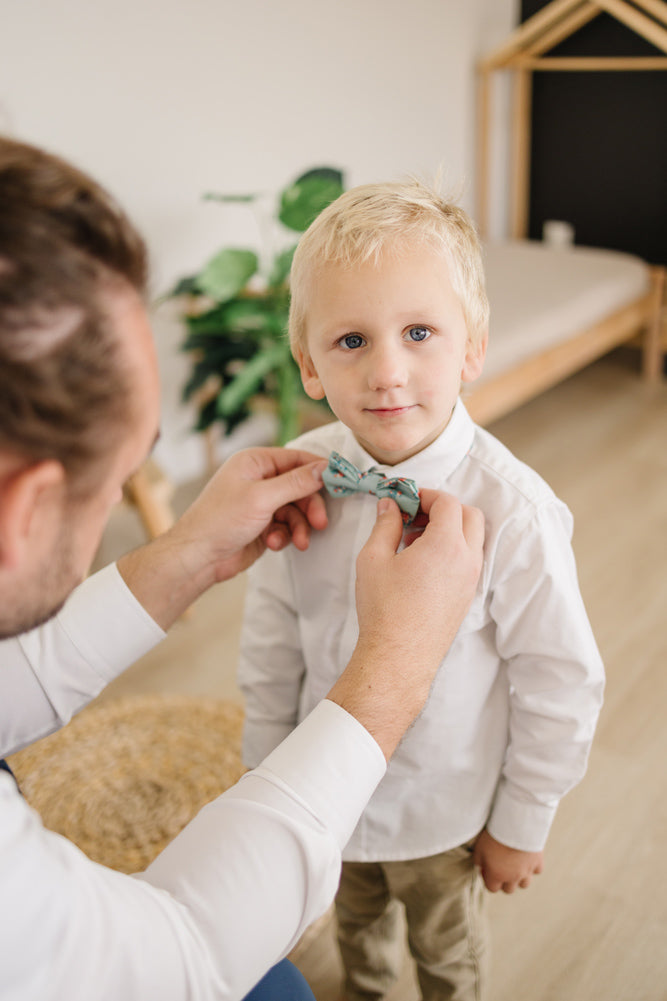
0,136,149,494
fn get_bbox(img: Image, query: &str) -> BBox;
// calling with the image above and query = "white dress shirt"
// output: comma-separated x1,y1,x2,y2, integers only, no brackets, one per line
0,565,386,1000
239,400,605,859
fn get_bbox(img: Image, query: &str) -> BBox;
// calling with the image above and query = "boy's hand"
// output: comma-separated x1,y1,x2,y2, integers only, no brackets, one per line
473,829,544,894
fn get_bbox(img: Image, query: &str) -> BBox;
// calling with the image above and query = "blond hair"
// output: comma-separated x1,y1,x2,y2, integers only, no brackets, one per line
288,178,489,357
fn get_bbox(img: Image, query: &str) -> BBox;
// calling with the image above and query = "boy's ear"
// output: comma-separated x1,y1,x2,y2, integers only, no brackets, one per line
0,458,65,569
295,348,326,401
461,330,488,385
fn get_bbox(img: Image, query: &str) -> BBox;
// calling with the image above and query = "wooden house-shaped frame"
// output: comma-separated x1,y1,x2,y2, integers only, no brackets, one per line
456,0,667,426
476,0,667,240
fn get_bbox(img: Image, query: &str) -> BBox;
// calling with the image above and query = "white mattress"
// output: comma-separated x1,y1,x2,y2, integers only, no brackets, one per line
479,241,650,382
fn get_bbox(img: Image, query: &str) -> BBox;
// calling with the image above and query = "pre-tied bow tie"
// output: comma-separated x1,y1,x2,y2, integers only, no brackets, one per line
322,450,420,525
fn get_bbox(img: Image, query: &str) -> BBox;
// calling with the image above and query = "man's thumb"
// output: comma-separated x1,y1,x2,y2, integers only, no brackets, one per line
365,497,405,557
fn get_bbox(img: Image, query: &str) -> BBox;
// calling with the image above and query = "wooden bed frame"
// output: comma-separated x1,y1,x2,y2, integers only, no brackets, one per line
464,263,665,426
469,0,667,426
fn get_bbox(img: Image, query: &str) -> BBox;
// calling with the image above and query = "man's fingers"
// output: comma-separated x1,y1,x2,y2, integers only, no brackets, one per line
362,498,406,560
299,490,329,531
419,489,485,542
245,446,326,479
414,486,442,517
250,456,328,513
461,503,485,549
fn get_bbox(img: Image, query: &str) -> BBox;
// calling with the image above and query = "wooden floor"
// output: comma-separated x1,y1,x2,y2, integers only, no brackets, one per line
95,352,667,1001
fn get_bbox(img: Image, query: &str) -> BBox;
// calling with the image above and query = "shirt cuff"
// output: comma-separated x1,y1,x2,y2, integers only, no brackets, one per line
242,719,296,769
250,700,387,849
53,563,166,684
486,779,558,852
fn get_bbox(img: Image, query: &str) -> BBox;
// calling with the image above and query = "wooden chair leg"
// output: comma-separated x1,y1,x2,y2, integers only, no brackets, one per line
123,461,176,541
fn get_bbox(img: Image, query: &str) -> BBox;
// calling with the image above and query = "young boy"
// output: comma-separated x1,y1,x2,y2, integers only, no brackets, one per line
238,180,605,1000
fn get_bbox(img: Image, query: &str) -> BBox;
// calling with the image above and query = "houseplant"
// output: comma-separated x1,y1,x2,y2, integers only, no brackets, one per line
170,166,345,445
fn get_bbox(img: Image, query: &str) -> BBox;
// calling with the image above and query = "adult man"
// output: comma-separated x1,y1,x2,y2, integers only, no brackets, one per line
0,136,484,1000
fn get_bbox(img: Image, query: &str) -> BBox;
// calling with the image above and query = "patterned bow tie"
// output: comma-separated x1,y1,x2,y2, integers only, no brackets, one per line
322,451,420,525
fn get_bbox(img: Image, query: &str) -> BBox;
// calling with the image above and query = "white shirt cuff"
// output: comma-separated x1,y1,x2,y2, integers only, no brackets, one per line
252,699,387,849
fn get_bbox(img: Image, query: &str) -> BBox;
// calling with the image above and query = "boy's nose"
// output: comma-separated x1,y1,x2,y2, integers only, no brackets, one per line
367,345,408,391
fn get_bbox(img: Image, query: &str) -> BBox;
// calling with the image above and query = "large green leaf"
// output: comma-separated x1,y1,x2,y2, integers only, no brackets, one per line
194,395,223,433
216,341,290,418
181,330,258,358
297,167,345,186
221,296,288,337
278,168,345,233
197,248,258,301
169,274,200,297
185,297,286,339
181,338,258,400
182,358,221,401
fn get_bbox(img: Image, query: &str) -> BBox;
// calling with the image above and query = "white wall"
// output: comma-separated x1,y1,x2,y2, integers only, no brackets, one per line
0,0,516,481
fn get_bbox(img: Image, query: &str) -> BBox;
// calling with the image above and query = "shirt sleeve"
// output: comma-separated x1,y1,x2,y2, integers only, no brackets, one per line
238,550,307,767
0,700,386,1001
0,564,165,756
486,501,605,852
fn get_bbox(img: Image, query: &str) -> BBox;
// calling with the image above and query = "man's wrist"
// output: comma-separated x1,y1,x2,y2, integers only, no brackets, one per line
327,642,432,762
117,527,217,631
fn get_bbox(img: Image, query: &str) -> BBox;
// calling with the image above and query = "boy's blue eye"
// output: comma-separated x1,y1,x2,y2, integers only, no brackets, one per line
406,326,430,342
340,333,366,350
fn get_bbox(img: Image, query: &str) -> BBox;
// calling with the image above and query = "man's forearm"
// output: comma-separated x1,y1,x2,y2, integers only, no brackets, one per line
117,529,217,631
327,641,435,761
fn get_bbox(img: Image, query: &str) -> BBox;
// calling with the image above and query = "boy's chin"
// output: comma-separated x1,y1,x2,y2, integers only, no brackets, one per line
353,435,431,467
355,418,455,466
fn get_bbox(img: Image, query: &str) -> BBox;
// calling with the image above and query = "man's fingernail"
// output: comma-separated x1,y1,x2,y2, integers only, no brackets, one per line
311,460,327,481
377,498,391,514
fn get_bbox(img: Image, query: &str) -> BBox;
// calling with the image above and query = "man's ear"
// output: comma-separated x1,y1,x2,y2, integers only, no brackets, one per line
461,330,488,385
294,348,326,401
0,459,66,569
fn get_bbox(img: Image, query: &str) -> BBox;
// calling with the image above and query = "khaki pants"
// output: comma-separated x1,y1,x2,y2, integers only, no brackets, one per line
335,845,487,1001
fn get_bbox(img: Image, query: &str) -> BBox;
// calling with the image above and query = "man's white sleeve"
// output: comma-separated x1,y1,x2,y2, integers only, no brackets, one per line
0,564,165,756
0,700,386,1001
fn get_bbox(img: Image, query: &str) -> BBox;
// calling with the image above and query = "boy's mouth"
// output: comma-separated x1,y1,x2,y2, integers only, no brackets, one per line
366,405,415,417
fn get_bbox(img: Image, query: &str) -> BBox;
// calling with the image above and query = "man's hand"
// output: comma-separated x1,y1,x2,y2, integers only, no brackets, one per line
174,447,329,584
328,490,485,760
473,829,544,893
355,489,484,671
118,447,328,629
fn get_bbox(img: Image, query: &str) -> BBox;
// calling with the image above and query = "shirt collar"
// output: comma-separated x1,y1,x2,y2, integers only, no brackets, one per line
339,399,475,489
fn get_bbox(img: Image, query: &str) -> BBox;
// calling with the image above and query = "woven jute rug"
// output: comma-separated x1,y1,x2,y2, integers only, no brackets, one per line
8,692,331,960
9,694,246,874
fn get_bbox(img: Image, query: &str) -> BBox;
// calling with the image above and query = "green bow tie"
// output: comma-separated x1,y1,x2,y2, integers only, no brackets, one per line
322,451,420,525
